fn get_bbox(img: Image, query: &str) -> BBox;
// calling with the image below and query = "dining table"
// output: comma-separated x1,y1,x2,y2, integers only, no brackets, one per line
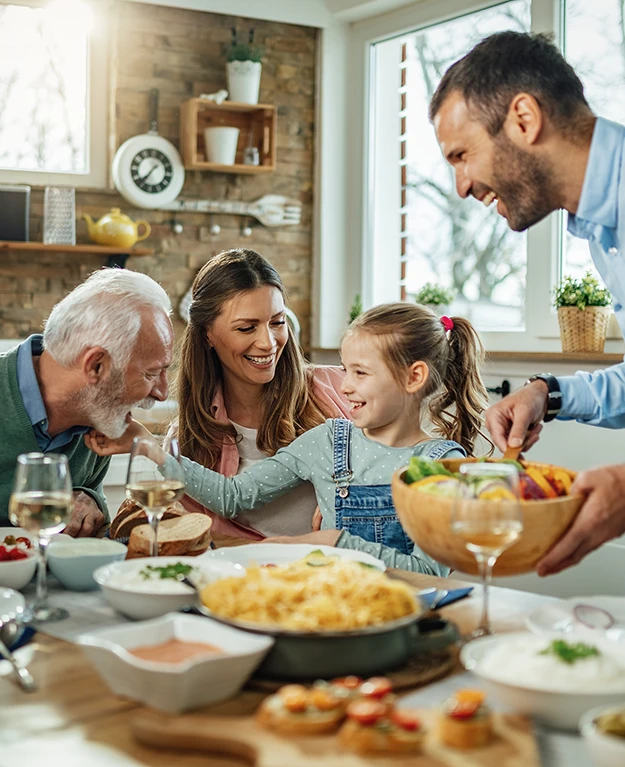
0,566,590,767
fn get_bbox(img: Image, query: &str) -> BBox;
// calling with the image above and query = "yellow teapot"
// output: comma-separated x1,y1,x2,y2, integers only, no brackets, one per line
83,208,151,249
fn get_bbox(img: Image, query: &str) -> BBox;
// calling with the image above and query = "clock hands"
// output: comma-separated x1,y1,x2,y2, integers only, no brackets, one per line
138,162,160,184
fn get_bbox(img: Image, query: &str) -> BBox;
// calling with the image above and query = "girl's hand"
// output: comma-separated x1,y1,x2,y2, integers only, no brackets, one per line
263,530,341,546
84,419,153,456
312,507,322,531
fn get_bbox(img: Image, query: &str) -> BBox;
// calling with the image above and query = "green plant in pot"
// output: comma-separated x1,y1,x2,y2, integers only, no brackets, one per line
413,283,456,316
227,27,264,105
553,271,612,353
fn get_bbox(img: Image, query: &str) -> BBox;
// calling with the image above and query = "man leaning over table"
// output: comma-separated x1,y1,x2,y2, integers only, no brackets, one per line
430,31,625,576
0,268,173,536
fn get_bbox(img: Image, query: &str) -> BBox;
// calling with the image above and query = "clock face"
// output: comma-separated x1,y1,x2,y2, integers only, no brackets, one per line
130,148,173,194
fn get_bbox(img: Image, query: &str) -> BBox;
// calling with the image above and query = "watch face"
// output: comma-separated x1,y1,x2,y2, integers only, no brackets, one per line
130,148,173,193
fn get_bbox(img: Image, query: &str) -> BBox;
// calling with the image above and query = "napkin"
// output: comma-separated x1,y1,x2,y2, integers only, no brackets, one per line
8,626,36,652
421,587,473,609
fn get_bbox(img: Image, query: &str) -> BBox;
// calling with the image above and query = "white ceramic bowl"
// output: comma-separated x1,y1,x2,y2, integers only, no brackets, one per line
78,612,274,713
580,704,625,767
0,549,38,591
93,556,245,620
461,631,625,730
201,542,386,571
47,539,128,591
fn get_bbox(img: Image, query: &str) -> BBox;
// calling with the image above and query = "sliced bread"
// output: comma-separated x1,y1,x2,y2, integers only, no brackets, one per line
127,513,212,558
110,499,186,541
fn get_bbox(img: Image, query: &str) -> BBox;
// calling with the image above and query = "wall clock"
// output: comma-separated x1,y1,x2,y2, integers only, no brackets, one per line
112,89,185,209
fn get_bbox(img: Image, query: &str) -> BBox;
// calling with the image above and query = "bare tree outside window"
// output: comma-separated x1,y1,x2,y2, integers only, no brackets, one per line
0,3,88,174
403,0,530,332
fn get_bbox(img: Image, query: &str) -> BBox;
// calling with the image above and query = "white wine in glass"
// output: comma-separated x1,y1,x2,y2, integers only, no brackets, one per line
125,436,185,557
451,462,523,639
9,453,72,622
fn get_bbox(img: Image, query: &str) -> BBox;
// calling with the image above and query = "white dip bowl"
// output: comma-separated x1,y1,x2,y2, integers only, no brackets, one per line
78,612,274,713
47,538,128,591
93,556,244,620
461,631,625,730
580,704,625,767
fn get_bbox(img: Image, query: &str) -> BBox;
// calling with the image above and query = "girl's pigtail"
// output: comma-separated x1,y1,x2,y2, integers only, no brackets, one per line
429,317,489,456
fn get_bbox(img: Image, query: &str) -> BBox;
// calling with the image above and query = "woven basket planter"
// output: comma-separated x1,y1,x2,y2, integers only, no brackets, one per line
557,305,611,353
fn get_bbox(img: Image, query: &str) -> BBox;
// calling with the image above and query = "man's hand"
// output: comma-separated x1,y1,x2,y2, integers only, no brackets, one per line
537,464,625,575
263,530,342,546
64,491,106,538
485,380,548,453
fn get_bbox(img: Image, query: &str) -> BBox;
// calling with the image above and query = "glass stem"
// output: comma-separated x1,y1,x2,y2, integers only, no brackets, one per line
147,510,165,557
476,553,497,635
35,536,50,609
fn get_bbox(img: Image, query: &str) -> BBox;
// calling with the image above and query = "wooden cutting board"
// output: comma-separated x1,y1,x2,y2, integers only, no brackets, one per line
132,707,539,766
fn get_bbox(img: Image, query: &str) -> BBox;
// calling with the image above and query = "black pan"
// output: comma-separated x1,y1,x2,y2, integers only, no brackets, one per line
190,598,455,680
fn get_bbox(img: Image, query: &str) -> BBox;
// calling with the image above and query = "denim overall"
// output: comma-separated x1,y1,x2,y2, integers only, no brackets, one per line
332,418,460,556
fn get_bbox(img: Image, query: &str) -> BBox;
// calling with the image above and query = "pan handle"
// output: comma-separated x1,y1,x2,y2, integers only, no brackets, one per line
149,88,159,134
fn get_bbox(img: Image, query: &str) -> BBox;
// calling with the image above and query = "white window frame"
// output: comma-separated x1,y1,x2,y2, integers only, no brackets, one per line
346,0,625,353
0,0,110,189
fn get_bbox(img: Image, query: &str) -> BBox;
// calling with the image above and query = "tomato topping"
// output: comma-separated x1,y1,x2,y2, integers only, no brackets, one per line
0,545,10,561
447,700,481,720
8,548,28,560
359,677,393,699
390,709,421,732
332,675,363,690
15,537,32,549
346,699,387,726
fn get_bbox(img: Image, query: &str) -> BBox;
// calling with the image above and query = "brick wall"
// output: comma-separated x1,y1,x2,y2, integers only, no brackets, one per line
0,2,317,346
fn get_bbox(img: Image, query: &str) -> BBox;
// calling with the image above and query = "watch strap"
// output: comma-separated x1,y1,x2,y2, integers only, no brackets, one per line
526,374,562,422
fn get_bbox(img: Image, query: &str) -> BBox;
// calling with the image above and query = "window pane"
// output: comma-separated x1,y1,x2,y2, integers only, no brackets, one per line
562,0,625,281
0,3,88,174
403,0,530,331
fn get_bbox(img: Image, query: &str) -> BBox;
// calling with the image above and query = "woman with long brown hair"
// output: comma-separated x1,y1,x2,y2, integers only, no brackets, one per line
173,248,350,539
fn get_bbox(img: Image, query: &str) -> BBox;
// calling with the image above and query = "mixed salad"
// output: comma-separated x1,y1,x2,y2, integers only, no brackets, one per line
403,457,573,501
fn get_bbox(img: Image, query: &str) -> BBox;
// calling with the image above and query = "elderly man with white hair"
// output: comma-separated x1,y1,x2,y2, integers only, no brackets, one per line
0,268,173,536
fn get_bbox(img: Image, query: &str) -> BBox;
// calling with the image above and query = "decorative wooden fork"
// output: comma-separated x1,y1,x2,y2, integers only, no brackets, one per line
161,194,301,227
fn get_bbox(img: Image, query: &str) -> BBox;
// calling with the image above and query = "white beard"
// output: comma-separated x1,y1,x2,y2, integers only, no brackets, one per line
78,371,156,439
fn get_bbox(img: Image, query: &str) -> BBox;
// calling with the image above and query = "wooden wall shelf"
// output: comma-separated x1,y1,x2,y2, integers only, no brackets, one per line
0,241,154,268
180,99,276,174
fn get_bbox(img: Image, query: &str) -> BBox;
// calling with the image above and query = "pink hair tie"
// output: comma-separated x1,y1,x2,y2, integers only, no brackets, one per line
440,315,454,333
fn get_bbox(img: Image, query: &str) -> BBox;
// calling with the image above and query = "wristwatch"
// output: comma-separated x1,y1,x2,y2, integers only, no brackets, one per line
525,374,562,423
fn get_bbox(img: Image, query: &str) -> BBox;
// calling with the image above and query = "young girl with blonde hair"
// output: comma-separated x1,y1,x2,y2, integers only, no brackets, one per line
89,302,487,573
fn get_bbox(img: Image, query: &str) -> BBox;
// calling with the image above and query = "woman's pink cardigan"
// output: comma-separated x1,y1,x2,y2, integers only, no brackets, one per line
180,366,350,540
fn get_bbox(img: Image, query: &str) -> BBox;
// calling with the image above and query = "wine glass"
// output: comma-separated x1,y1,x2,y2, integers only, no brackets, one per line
125,436,185,557
9,453,72,622
451,462,523,639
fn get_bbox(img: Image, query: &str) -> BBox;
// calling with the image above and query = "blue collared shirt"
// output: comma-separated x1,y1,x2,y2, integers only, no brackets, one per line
556,118,625,428
16,334,89,450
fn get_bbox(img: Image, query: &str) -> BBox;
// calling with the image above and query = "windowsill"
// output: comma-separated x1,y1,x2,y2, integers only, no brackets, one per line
486,351,624,364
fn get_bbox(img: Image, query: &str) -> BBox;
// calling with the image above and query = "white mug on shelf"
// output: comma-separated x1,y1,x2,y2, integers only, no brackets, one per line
203,127,240,165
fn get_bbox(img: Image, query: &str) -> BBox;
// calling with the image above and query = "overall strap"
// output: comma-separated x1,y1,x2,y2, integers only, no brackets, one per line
419,439,465,462
331,418,353,498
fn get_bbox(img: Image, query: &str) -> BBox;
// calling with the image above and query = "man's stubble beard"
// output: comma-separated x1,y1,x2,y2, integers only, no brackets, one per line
491,133,561,233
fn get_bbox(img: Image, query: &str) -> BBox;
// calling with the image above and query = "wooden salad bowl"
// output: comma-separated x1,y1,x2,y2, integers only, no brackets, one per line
391,458,584,576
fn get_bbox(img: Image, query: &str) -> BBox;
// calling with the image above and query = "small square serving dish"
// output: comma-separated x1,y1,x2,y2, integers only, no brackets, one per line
78,612,274,713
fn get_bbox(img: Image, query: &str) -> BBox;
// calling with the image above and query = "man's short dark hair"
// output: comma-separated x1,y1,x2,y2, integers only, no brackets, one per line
429,31,592,136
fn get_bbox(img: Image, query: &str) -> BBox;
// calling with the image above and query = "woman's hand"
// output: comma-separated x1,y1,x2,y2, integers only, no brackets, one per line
263,530,342,546
84,419,153,456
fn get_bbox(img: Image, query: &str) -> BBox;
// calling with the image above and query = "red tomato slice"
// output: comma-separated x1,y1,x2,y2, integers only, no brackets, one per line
15,537,32,549
359,677,393,699
332,675,363,690
447,701,480,720
390,709,421,732
8,548,28,561
346,700,387,726
0,545,10,561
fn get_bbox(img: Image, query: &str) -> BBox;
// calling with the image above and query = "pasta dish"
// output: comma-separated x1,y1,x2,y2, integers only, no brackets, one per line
200,552,419,631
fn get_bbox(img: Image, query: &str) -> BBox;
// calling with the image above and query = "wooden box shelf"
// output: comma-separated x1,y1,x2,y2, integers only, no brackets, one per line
180,99,276,174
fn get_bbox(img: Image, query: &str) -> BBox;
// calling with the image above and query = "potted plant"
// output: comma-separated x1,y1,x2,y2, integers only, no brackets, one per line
227,27,263,105
553,271,612,353
413,283,456,316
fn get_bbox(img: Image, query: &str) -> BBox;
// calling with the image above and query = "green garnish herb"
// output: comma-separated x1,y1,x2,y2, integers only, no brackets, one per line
539,639,600,665
140,563,195,581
